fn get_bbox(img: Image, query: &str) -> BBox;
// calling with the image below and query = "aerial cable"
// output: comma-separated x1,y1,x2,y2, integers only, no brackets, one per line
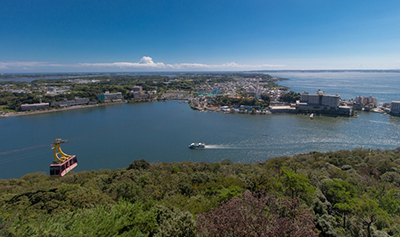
0,143,49,156
0,149,49,165
0,109,185,163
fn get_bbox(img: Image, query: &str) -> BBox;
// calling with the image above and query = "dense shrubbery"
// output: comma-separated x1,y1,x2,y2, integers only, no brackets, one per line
215,95,271,108
197,191,317,237
279,91,301,103
1,148,400,236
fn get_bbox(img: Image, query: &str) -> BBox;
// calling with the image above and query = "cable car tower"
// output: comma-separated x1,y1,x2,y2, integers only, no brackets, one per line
49,138,78,177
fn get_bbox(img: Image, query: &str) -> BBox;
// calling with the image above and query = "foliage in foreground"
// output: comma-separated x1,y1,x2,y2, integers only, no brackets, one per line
197,191,317,237
1,148,400,236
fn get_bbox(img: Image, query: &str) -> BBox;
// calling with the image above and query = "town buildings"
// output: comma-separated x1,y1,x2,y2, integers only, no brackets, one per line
129,86,156,100
353,96,377,111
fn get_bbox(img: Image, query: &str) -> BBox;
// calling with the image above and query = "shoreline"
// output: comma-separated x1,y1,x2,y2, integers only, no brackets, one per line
0,100,383,119
0,101,127,118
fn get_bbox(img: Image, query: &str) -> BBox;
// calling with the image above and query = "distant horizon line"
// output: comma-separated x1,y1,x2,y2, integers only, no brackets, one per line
2,69,400,75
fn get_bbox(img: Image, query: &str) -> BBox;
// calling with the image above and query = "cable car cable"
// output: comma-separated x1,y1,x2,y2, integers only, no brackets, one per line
0,143,49,156
0,109,185,164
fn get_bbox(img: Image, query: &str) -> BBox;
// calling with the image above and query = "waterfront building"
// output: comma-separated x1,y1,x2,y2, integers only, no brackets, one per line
51,97,89,107
338,106,352,115
296,90,340,111
294,90,352,116
130,88,155,100
21,103,50,111
270,105,296,113
390,101,400,116
141,92,155,99
132,91,141,99
354,96,377,110
98,92,122,102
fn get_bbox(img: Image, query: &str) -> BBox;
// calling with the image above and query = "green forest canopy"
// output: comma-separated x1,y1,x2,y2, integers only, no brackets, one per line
1,148,400,236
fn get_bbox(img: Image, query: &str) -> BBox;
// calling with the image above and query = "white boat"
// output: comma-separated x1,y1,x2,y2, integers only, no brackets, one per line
189,142,205,149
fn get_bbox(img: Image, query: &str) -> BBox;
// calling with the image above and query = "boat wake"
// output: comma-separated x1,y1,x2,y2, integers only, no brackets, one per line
204,145,250,149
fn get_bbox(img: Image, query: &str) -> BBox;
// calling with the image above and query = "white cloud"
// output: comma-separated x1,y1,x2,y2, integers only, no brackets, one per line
78,57,283,70
139,56,156,64
0,61,50,69
0,56,284,72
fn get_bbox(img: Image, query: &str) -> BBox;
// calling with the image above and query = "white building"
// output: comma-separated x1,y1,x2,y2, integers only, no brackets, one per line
297,90,340,110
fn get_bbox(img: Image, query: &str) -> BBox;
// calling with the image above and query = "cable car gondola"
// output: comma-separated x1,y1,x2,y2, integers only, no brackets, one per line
49,138,78,177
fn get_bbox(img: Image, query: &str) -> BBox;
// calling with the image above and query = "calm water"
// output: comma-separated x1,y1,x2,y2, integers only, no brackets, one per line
1,72,400,179
271,72,400,102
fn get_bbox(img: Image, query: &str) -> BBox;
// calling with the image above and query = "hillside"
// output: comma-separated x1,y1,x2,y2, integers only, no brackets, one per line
1,148,400,236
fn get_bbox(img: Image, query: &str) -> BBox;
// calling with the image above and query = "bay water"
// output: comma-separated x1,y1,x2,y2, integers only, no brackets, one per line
272,71,400,102
1,72,400,179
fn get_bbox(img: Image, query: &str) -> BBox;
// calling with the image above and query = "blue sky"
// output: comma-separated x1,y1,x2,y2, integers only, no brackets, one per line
1,0,400,72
